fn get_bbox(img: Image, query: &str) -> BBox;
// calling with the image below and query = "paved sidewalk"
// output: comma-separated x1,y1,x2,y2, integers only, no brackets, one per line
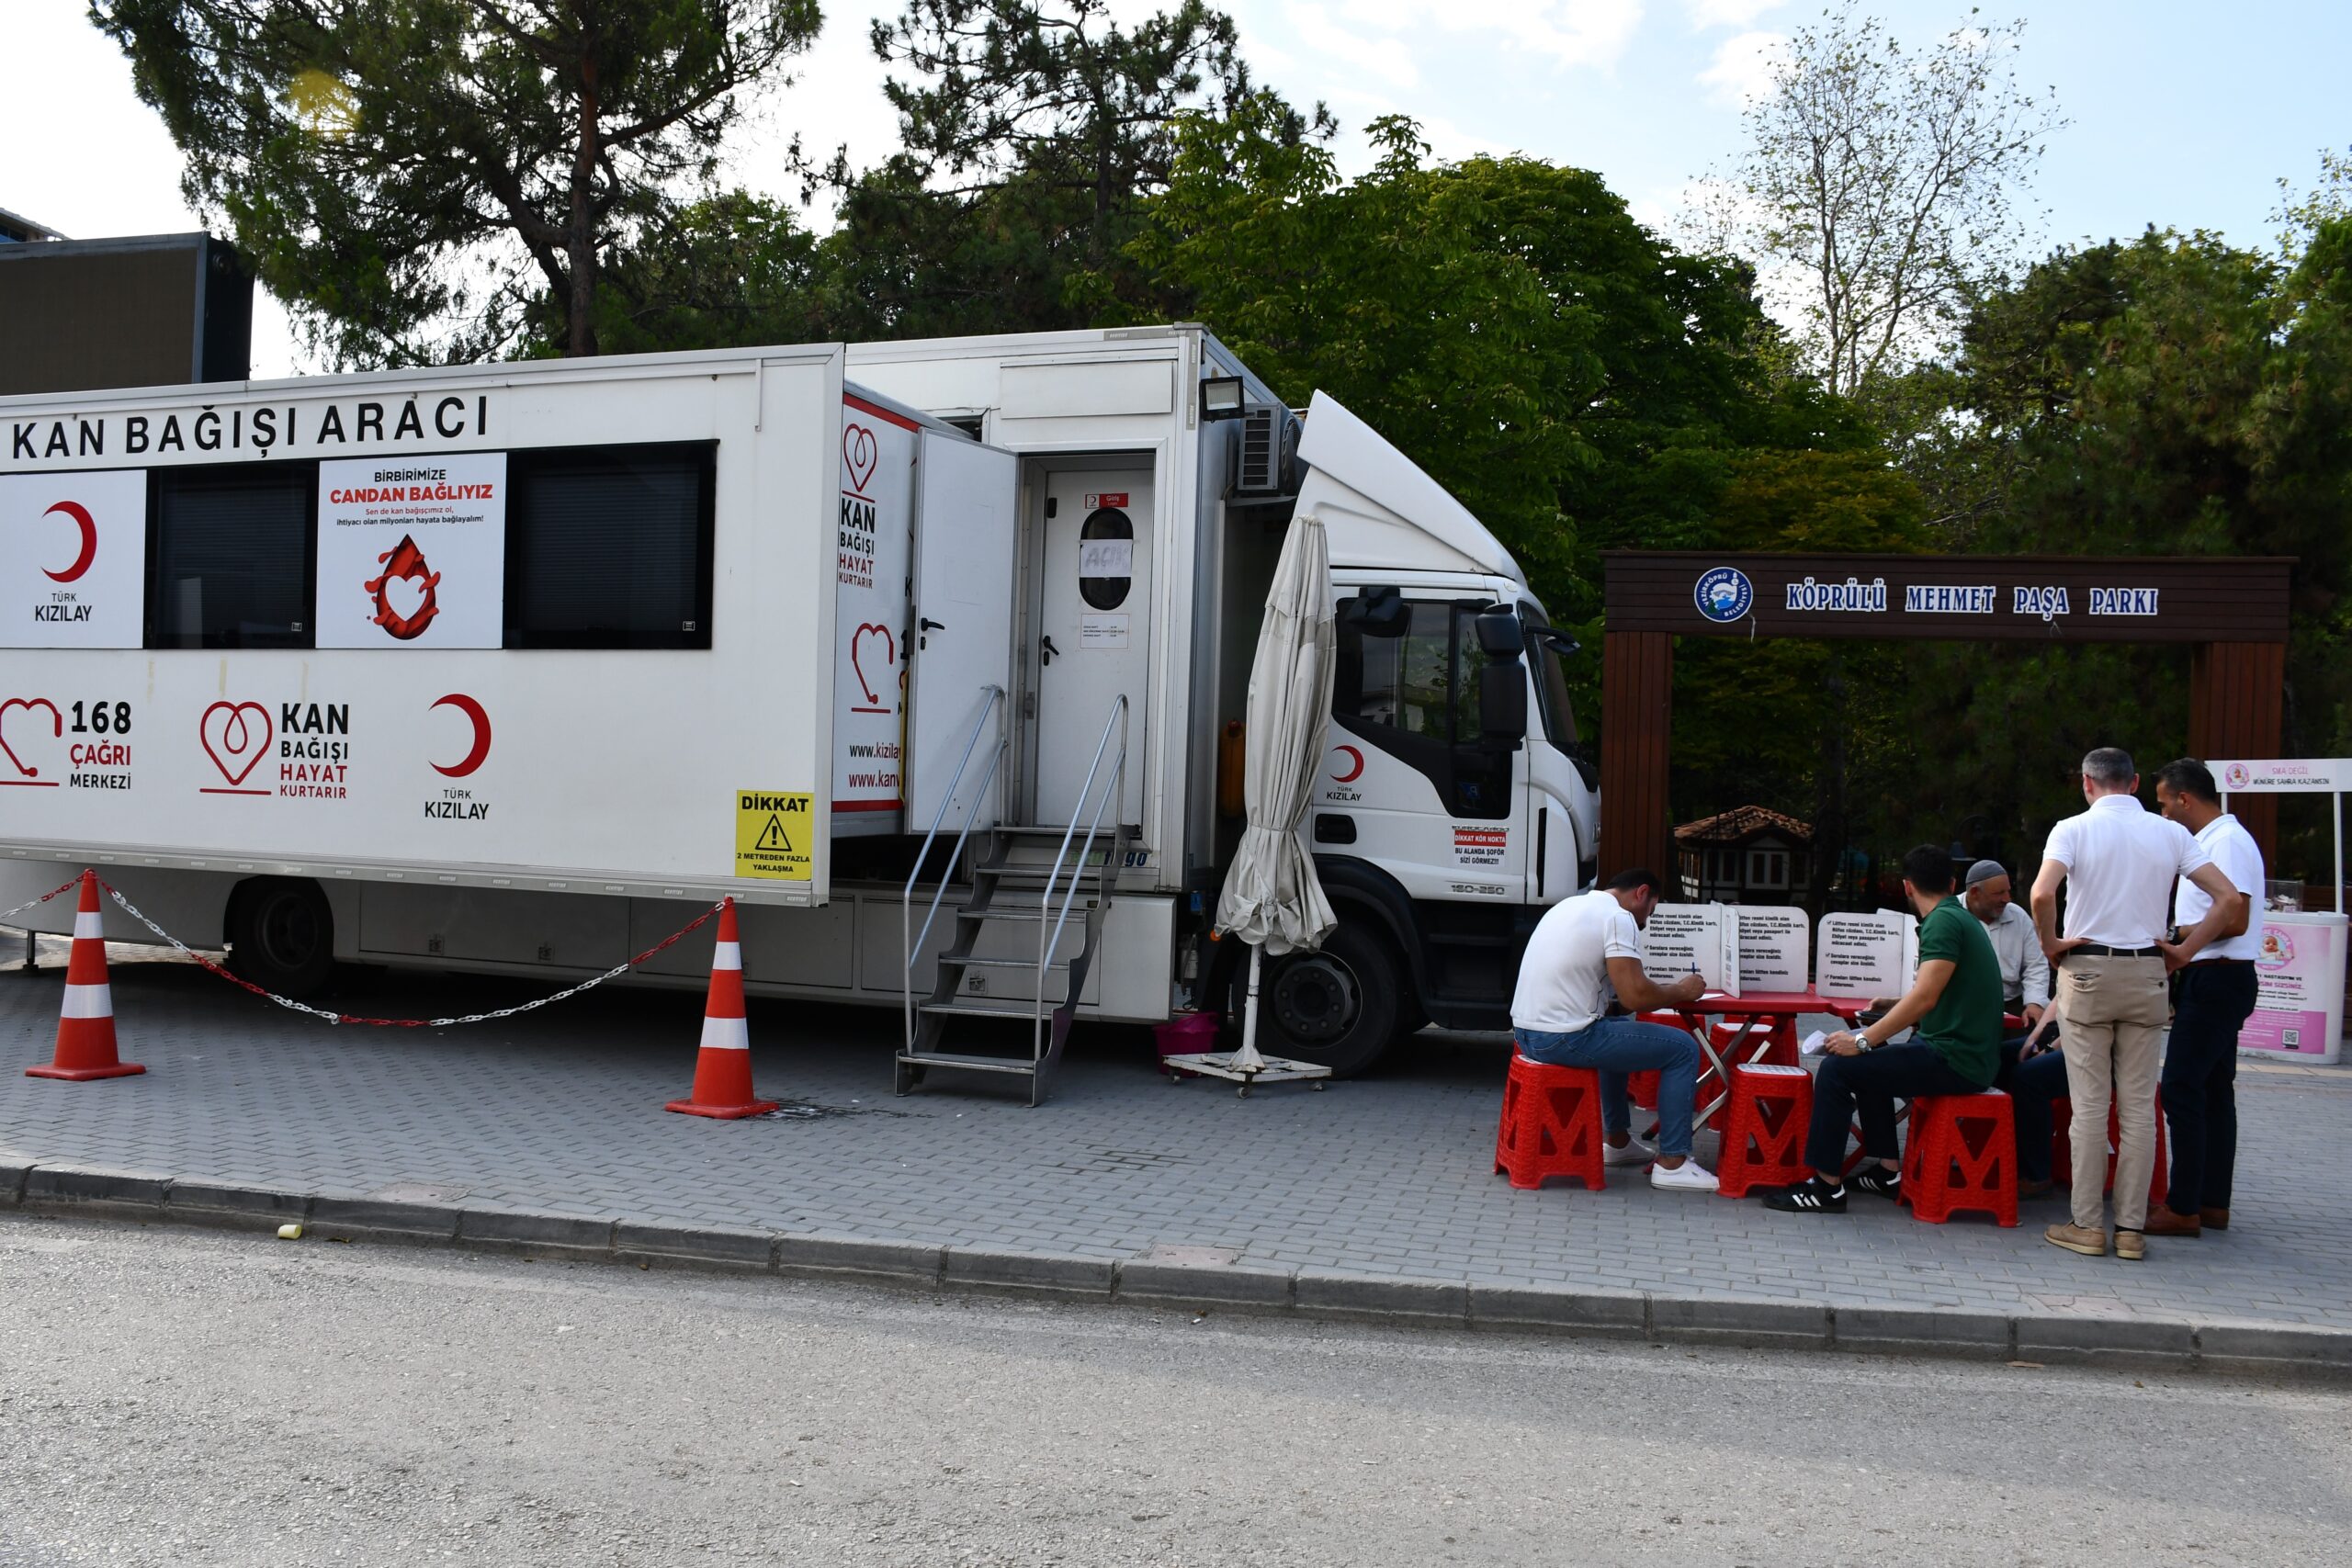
5,938,2349,1354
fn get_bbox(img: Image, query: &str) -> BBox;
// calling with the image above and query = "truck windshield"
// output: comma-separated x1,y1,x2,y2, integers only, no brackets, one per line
1519,603,1577,746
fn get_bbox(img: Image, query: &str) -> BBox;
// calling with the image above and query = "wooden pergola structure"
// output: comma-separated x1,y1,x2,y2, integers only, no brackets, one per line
1598,552,2295,879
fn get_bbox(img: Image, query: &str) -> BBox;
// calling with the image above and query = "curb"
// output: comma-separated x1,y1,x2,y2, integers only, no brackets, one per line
6,1160,2348,1379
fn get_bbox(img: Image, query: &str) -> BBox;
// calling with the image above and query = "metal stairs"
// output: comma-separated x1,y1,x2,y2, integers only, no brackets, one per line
899,692,1130,1107
896,821,1134,1105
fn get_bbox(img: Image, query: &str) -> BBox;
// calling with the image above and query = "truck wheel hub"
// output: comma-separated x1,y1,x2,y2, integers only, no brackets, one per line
1270,955,1358,1043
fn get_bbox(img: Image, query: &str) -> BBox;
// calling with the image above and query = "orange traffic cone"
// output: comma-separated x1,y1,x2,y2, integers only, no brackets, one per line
27,871,144,1081
664,898,777,1118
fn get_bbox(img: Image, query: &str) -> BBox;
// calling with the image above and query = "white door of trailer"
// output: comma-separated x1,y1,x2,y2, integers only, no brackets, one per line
906,431,1018,830
1031,467,1152,828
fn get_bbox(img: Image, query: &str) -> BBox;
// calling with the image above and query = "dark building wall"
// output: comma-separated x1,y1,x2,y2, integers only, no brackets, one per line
0,232,253,395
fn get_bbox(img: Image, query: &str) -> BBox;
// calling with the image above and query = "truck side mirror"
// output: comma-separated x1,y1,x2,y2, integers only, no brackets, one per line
1474,607,1527,749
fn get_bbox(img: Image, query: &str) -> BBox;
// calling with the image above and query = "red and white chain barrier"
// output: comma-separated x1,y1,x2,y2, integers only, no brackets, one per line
1,874,87,927
69,874,729,1030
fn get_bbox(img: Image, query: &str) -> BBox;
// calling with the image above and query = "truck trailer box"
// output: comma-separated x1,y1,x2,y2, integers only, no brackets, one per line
0,346,1016,910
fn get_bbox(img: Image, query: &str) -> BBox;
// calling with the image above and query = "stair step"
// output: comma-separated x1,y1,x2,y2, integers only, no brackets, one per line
948,954,1070,972
991,824,1141,840
920,998,1056,1021
896,1051,1037,1077
956,902,1096,924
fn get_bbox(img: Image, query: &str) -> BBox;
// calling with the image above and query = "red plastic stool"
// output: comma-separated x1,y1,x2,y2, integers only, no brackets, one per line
2049,1094,2169,1204
1494,1055,1607,1191
1900,1091,2018,1226
1714,1063,1814,1198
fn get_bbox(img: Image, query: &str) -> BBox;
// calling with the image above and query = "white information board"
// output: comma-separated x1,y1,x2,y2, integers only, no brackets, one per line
1642,902,1741,997
1730,906,1811,992
1815,909,1917,999
0,468,146,649
315,454,506,648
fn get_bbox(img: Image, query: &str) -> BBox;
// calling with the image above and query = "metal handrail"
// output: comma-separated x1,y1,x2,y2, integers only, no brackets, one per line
1034,695,1129,1062
903,685,1007,1053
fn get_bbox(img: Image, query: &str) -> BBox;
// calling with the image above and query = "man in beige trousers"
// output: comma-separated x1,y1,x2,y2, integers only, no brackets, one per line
2030,749,2247,1261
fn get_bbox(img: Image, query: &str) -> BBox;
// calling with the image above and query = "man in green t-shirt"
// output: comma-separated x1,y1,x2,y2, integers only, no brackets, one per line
1766,844,2006,1214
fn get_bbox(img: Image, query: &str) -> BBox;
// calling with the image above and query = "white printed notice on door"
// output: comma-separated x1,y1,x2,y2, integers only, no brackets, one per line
1815,910,1917,999
315,454,505,648
1729,907,1810,992
1079,613,1130,649
1642,903,1740,998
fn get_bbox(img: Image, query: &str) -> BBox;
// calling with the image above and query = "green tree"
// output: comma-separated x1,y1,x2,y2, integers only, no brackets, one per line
816,0,1300,337
1691,3,2063,416
92,0,822,365
1899,224,2352,877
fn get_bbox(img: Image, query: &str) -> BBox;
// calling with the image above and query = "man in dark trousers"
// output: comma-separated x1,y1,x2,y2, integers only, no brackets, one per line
2146,759,2265,1237
2030,748,2247,1262
1765,845,2005,1214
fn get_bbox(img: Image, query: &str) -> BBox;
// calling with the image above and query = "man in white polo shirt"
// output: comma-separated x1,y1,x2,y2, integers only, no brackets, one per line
1510,868,1716,1191
2030,748,2248,1261
2146,758,2265,1237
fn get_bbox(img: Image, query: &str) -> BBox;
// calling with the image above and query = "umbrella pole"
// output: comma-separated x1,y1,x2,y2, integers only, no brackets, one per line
1234,943,1268,1074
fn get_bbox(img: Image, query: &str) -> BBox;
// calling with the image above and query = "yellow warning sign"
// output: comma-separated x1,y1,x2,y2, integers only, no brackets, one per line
734,790,812,880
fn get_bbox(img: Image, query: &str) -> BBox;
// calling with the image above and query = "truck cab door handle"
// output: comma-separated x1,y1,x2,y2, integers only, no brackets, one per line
1040,635,1060,666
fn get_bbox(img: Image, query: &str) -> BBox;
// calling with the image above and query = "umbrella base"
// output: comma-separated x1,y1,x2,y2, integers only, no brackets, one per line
1170,1051,1332,1089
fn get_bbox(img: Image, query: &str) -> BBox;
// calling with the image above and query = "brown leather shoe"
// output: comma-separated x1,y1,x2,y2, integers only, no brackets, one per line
2200,1207,2230,1230
2115,1230,2146,1261
2143,1206,2202,1237
2045,1223,2108,1257
2018,1178,2054,1200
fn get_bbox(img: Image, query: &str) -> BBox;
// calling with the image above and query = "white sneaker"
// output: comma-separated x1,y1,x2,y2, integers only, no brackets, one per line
1603,1135,1657,1168
1649,1160,1720,1193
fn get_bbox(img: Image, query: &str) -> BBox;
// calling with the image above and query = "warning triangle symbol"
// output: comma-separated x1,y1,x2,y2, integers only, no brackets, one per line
756,814,793,852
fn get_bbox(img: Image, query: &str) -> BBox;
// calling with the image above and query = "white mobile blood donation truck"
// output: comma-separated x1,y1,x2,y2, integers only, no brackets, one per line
1,326,1597,1097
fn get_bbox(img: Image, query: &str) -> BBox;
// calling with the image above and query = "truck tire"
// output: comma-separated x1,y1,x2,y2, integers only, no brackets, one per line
227,877,336,998
1227,919,1401,1078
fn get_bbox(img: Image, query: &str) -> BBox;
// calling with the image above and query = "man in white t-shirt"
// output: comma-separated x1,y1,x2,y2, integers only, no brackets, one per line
1509,868,1715,1191
2030,748,2247,1261
2146,758,2266,1237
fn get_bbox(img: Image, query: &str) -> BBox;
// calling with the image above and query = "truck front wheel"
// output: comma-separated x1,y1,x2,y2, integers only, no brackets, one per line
226,877,336,998
1227,919,1402,1078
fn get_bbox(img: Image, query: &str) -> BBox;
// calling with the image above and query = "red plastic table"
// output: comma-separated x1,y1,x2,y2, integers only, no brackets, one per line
1657,990,1871,1130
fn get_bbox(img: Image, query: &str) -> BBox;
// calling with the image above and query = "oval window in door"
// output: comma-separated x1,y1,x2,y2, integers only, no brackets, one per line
1078,507,1134,610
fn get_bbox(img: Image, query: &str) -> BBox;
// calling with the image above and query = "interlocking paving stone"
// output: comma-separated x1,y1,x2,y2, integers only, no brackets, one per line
2,948,2349,1341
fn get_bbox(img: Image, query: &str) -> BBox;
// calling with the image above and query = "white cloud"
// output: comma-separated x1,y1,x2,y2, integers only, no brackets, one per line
1696,29,1786,109
1684,0,1785,29
1292,4,1422,90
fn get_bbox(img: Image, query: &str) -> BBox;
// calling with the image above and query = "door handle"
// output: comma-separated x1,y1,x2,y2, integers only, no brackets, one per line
1040,635,1060,666
920,617,945,632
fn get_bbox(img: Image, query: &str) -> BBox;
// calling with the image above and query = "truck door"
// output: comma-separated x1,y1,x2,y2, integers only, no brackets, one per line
1317,594,1527,903
906,430,1018,830
1031,468,1152,827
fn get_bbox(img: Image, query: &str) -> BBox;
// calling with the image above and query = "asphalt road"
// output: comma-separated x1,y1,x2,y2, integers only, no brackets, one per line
0,1216,2345,1568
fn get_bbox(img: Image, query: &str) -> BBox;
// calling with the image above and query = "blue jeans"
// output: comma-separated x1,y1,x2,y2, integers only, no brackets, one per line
1513,1016,1701,1157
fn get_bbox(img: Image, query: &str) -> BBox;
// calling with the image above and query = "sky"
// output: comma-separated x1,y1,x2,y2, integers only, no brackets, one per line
6,0,2347,378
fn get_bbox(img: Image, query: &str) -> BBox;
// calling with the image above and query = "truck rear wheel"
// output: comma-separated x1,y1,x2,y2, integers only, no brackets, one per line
1226,919,1401,1078
227,877,335,999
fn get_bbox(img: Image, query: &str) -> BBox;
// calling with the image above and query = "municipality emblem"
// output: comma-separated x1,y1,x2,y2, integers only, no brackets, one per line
1694,567,1753,624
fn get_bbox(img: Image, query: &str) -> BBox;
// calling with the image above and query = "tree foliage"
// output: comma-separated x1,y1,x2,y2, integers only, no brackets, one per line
92,0,821,366
1695,2,2063,407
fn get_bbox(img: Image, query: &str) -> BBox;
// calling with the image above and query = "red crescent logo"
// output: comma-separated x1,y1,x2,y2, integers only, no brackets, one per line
40,501,98,583
430,694,492,777
1331,744,1364,784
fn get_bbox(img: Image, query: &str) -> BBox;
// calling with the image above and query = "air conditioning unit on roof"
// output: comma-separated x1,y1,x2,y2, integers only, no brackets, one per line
1232,403,1299,497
